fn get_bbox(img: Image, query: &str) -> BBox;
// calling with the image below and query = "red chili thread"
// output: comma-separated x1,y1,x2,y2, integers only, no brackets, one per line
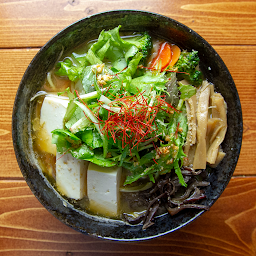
175,122,180,139
56,146,74,160
100,91,175,151
152,141,158,151
117,66,128,74
153,158,158,165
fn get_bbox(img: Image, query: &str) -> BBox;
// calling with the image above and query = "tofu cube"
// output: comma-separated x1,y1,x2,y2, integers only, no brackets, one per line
39,95,69,155
87,163,122,217
56,152,88,200
38,95,88,200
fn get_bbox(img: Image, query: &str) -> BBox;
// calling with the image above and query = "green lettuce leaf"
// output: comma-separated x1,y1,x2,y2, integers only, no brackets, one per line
85,26,140,71
83,153,117,167
80,128,103,149
127,71,167,95
70,144,94,159
51,129,81,154
81,66,96,93
178,83,197,100
55,57,85,81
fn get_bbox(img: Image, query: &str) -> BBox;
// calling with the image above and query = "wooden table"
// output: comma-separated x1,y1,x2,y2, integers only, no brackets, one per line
0,0,255,255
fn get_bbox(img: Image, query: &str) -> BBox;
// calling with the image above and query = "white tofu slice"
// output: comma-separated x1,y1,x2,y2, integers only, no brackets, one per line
38,94,88,200
38,95,69,155
56,152,88,200
87,162,122,217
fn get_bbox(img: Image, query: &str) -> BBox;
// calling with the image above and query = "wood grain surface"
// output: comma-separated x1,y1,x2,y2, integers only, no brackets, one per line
0,0,256,47
0,0,256,255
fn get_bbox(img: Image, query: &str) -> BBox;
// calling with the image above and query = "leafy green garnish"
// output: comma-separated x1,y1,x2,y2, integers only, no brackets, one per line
55,57,86,81
178,83,197,100
80,129,103,149
51,129,81,154
51,26,205,187
127,71,167,95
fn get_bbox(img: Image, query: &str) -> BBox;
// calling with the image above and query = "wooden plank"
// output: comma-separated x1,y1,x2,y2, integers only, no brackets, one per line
0,177,255,255
215,46,256,176
0,49,39,177
0,0,255,48
0,45,255,177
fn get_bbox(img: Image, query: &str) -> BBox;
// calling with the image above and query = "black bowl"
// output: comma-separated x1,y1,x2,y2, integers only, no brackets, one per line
12,10,243,241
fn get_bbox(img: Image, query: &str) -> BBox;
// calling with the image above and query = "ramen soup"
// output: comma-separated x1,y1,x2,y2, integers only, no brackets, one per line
31,26,227,229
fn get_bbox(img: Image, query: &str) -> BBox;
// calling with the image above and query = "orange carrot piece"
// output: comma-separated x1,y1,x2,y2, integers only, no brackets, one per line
149,42,172,70
169,45,181,67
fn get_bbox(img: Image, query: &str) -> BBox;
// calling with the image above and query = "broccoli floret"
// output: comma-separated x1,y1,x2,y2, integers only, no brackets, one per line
174,50,203,86
124,32,152,64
